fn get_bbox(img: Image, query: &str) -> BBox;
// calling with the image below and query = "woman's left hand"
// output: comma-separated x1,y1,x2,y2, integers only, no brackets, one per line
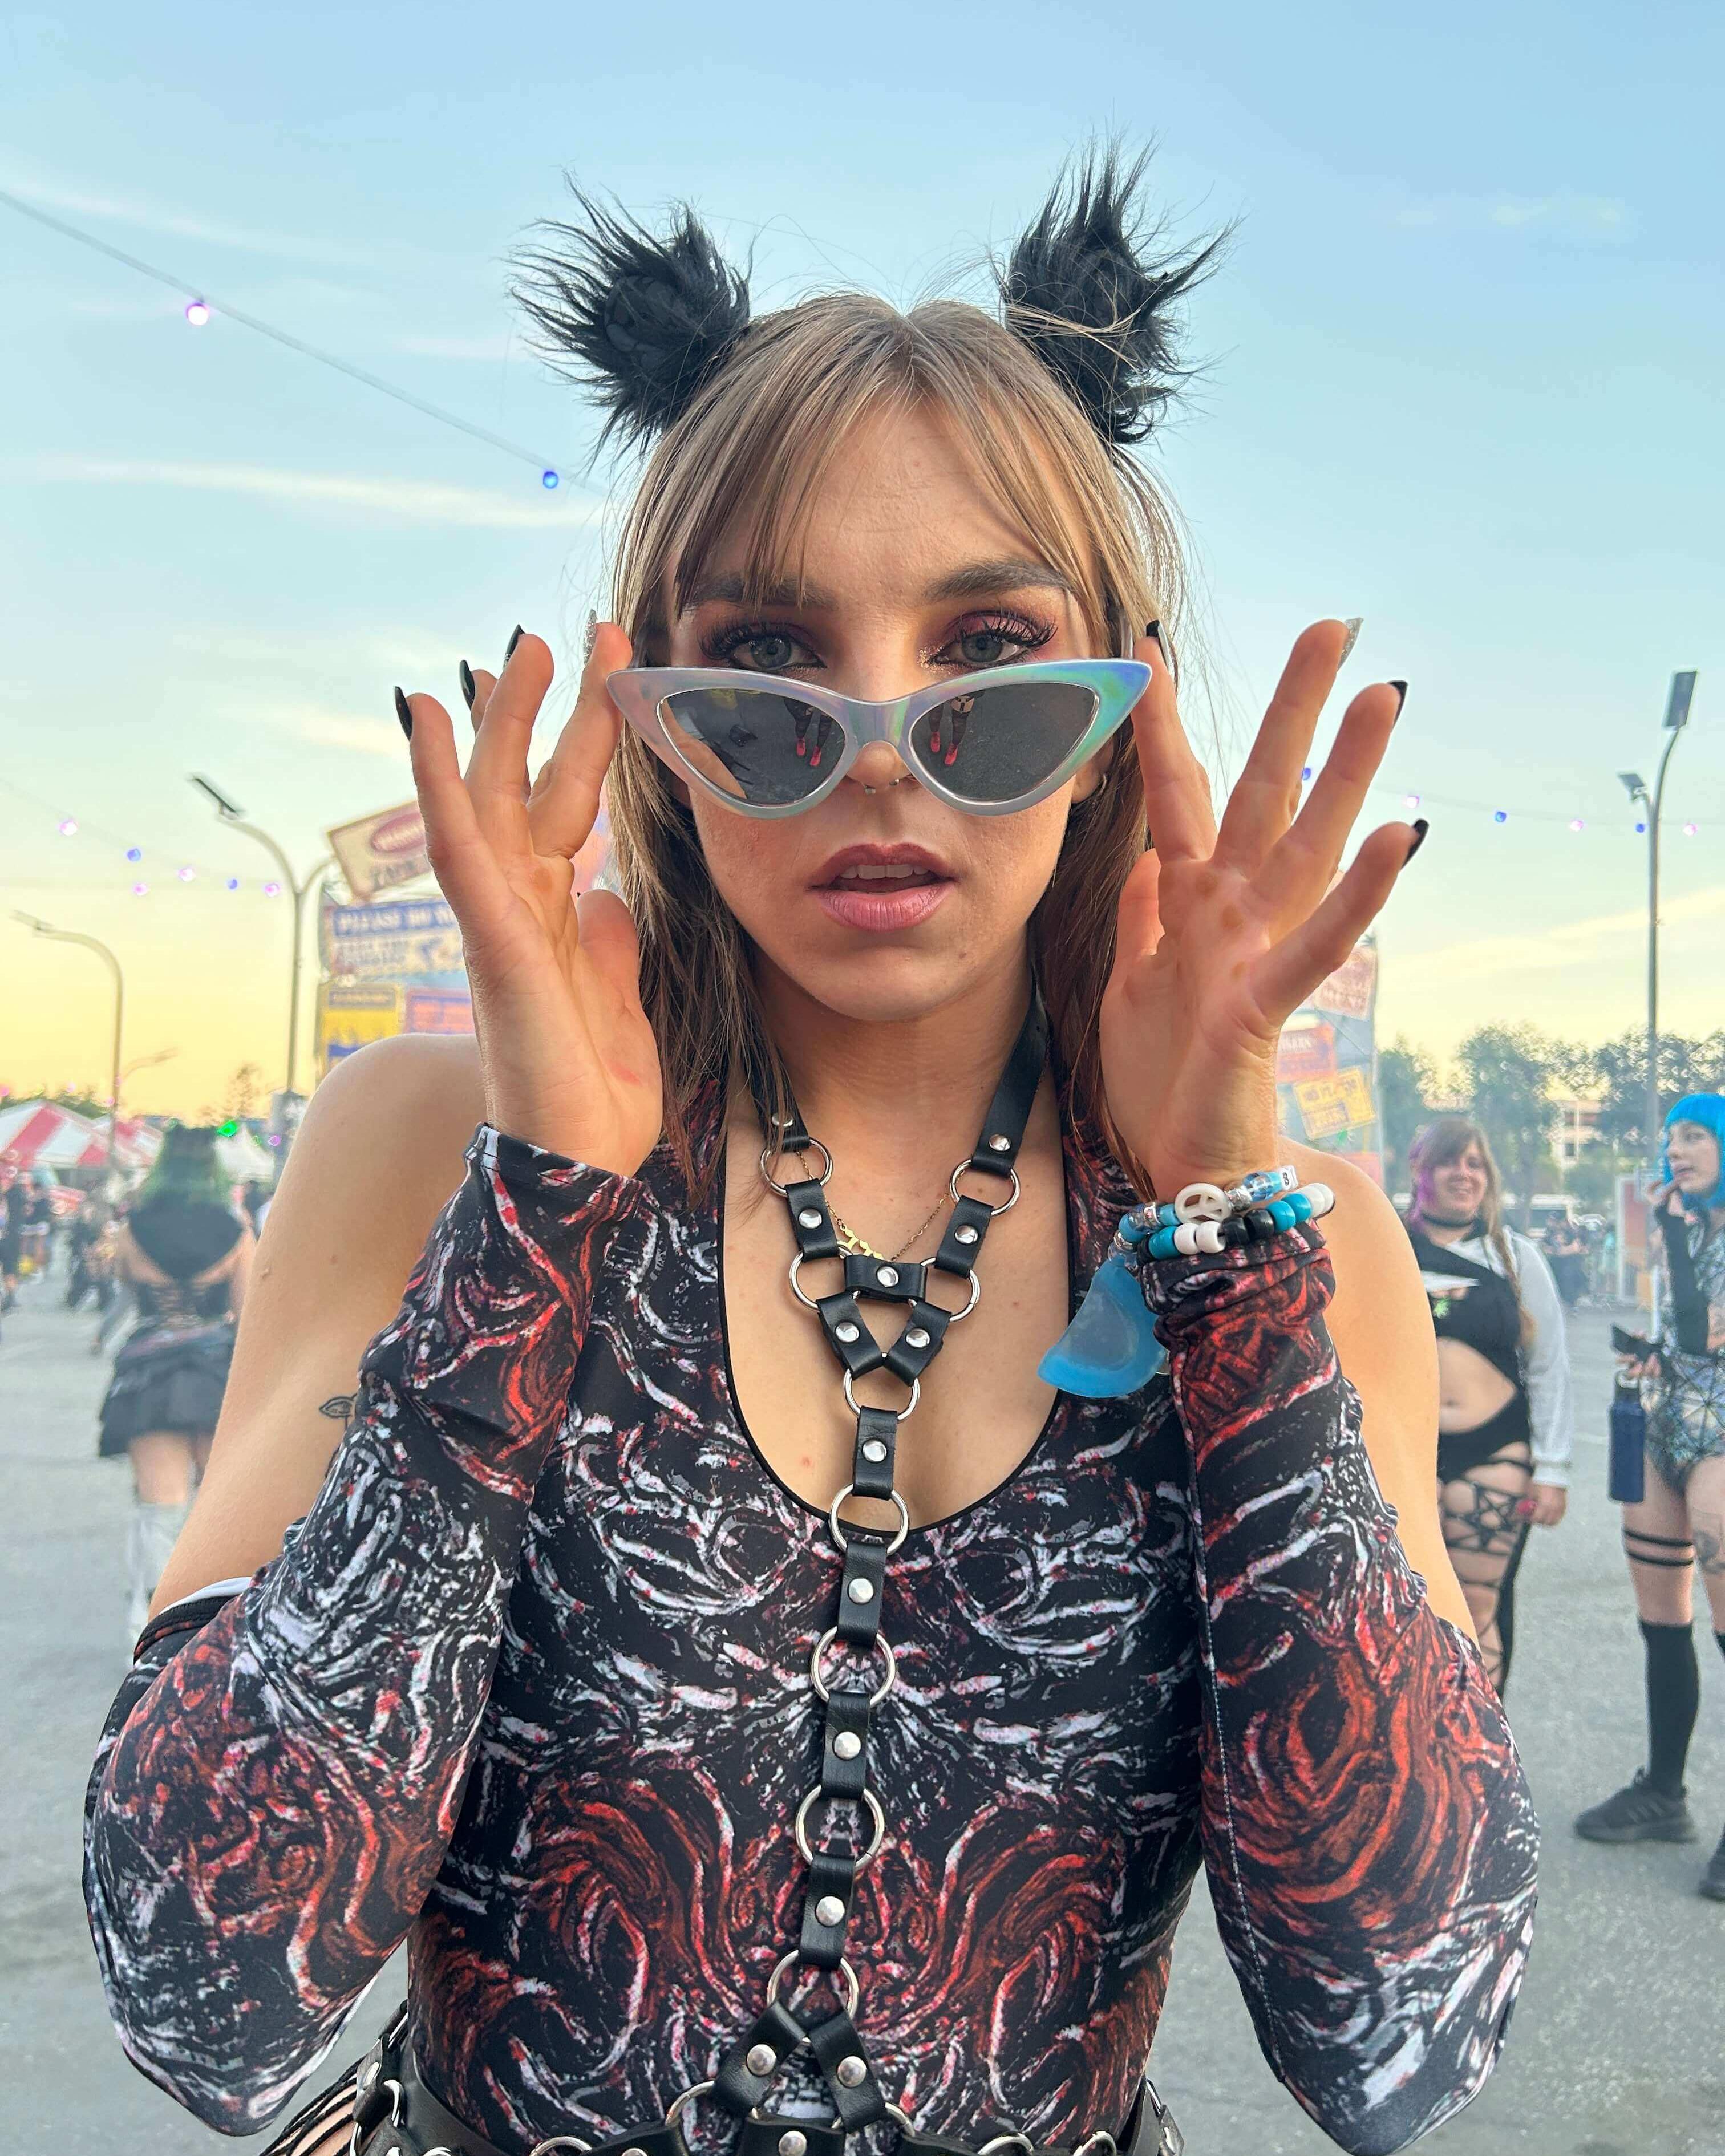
1528,1481,1568,1527
1099,619,1418,1199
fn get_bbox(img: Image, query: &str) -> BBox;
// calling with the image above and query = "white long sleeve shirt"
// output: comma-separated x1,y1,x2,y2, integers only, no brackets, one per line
1438,1226,1575,1487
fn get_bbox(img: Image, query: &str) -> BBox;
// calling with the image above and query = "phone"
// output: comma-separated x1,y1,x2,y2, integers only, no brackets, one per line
1611,1324,1655,1358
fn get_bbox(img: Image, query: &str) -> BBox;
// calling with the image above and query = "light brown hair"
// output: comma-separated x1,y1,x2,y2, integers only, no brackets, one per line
1409,1115,1533,1339
603,291,1189,1195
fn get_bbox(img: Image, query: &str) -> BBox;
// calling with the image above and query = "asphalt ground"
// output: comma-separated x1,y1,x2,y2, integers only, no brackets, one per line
3,1259,1722,2156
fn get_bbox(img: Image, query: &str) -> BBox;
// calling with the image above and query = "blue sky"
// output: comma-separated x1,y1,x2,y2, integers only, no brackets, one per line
3,0,1722,1112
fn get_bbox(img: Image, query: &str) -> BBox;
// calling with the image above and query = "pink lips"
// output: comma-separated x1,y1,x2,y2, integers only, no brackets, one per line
811,842,955,935
813,882,953,932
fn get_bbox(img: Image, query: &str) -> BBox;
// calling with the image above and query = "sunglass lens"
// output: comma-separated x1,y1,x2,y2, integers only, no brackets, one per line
909,681,1099,804
658,687,841,807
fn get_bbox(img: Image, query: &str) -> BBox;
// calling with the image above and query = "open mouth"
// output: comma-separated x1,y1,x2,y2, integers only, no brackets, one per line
824,862,947,891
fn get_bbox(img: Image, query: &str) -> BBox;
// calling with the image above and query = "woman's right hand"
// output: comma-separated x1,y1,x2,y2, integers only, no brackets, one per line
399,624,663,1176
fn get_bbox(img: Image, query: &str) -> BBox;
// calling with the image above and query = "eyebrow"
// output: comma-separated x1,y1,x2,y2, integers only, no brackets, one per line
681,557,1074,613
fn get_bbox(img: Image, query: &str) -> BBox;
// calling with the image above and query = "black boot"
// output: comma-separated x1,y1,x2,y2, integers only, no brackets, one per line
1574,1769,1696,1843
1701,1826,1725,1901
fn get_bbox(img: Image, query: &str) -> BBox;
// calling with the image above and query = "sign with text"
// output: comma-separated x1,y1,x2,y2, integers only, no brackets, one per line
403,989,475,1036
316,982,401,1076
1290,1066,1375,1142
326,801,431,900
322,897,463,982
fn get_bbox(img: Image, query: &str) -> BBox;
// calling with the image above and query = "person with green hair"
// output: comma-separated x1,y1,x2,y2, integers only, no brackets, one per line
96,1124,253,1646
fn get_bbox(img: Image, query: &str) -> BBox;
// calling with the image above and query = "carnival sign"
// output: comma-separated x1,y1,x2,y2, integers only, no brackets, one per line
326,800,431,900
321,897,464,980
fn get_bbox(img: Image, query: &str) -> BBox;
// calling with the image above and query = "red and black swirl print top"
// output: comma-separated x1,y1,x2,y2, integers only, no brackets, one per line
84,1100,1538,2156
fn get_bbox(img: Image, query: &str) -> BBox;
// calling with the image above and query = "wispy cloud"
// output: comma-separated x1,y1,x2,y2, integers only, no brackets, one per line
1408,886,1725,984
1391,189,1637,242
1,167,380,269
257,707,407,760
19,455,605,530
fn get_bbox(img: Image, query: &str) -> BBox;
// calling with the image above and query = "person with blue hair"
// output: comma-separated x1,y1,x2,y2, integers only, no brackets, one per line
1577,1092,1725,1901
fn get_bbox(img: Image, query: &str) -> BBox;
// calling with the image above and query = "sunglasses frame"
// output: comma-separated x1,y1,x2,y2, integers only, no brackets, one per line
605,659,1151,819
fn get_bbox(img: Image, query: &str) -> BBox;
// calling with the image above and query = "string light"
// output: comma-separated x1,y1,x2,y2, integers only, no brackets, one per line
1683,822,1698,837
177,865,196,882
131,881,148,897
261,880,282,897
541,469,558,489
1403,793,1421,812
226,876,241,891
124,845,142,862
1301,765,1313,782
0,188,569,491
1570,817,1586,832
1493,809,1508,824
1635,820,1647,834
57,817,78,837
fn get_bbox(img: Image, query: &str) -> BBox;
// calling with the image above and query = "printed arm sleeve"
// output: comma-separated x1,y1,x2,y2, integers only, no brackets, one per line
1143,1228,1539,2156
1512,1236,1574,1487
82,1127,645,2135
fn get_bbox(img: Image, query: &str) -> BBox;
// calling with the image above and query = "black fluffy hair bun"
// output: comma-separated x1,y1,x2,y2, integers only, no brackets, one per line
512,188,751,451
999,144,1227,447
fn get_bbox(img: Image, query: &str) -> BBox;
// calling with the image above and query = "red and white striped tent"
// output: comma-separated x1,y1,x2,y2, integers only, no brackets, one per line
0,1101,163,1172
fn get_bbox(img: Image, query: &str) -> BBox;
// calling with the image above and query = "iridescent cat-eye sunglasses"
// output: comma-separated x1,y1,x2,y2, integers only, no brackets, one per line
606,659,1150,818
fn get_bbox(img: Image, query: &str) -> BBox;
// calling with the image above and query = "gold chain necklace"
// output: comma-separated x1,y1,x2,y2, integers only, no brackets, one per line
792,1145,950,1263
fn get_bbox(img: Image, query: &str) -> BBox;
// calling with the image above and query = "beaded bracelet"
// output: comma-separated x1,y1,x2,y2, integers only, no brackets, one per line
1125,1180,1335,1263
1131,1166,1301,1232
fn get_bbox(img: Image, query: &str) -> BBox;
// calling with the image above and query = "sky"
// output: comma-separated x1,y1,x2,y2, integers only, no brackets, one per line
2,0,1722,1117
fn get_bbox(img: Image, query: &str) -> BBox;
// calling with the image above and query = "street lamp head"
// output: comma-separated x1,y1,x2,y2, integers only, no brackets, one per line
189,772,246,820
12,910,55,934
1663,670,1698,732
1617,771,1648,803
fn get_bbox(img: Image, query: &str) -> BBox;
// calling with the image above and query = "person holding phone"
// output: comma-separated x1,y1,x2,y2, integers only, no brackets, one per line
81,160,1538,2156
1404,1117,1573,1693
1577,1092,1725,1901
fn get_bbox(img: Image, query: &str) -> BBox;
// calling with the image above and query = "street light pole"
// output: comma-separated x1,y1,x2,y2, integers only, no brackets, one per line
1618,670,1699,1177
12,914,124,1162
189,776,333,1100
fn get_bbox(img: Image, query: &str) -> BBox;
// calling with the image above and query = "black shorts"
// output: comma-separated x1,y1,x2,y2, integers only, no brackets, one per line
1436,1392,1533,1482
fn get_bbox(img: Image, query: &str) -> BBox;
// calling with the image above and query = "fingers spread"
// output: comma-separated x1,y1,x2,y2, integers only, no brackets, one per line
1215,619,1355,873
401,690,511,921
528,621,633,860
465,630,554,848
1127,630,1216,864
1253,820,1414,1025
1253,680,1402,928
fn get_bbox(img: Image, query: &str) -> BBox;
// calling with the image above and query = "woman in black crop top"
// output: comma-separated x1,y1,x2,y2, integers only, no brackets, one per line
1405,1117,1573,1692
84,161,1538,2156
98,1124,253,1643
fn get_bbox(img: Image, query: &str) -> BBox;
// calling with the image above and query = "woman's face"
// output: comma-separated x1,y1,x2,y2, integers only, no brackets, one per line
1665,1119,1722,1201
662,402,1107,1027
1426,1143,1489,1218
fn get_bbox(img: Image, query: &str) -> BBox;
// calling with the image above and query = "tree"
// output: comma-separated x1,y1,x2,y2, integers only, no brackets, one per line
1564,1144,1619,1215
1378,1038,1438,1195
1588,1030,1725,1153
1456,1025,1560,1223
224,1063,266,1121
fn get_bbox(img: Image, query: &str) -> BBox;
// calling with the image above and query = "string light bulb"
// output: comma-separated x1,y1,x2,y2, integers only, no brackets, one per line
57,817,78,837
1683,822,1699,837
1570,818,1586,832
184,299,210,327
541,469,558,489
262,880,282,897
131,881,148,897
1493,810,1508,824
225,876,241,892
1635,820,1647,834
177,865,196,882
1403,793,1421,812
125,845,143,862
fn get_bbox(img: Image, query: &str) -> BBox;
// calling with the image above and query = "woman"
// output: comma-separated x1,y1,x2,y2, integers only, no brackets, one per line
1576,1092,1725,1902
1403,1118,1573,1693
95,1125,252,1645
83,160,1537,2156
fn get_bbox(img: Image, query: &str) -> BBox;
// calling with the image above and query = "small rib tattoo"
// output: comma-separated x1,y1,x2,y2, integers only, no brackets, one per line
318,1395,357,1422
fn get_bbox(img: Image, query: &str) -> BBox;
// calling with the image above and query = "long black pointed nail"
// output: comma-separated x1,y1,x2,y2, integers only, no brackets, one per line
1405,817,1428,862
458,659,476,711
394,687,413,741
505,623,524,661
1390,679,1408,718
